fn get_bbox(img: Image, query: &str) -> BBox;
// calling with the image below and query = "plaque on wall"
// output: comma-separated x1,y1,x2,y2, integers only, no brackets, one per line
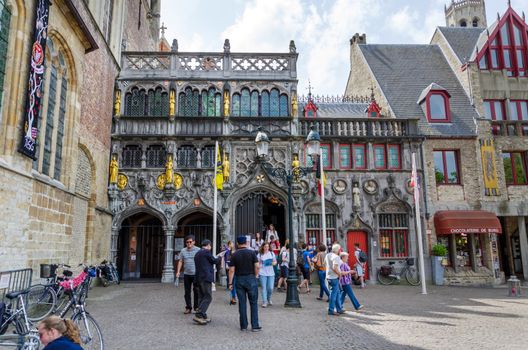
363,179,378,195
332,178,348,194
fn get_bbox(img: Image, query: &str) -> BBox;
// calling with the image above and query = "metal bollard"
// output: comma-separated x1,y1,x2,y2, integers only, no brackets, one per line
507,275,521,297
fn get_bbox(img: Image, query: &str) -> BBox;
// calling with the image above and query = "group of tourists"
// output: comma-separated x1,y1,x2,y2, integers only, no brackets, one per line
175,227,366,330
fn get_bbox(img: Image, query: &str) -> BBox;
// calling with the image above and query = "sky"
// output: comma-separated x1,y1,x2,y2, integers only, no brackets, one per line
160,0,528,96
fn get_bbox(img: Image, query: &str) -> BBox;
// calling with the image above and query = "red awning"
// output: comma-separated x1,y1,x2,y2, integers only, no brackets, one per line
434,210,502,235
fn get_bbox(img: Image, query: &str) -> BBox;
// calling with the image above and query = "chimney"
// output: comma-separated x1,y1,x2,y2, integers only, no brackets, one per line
350,33,367,45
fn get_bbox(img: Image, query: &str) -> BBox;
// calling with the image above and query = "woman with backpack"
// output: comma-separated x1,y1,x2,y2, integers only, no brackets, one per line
312,244,330,301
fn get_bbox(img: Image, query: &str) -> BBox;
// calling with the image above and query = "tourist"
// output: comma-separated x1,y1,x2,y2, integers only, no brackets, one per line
277,242,296,292
175,235,200,314
224,241,237,305
297,242,311,293
312,244,330,301
257,242,276,307
326,244,344,316
266,223,278,242
228,236,261,332
193,240,221,325
354,243,366,288
339,251,363,311
38,316,82,350
251,232,264,251
269,234,281,256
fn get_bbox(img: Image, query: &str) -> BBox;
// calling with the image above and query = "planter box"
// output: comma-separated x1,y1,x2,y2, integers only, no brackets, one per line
431,256,444,285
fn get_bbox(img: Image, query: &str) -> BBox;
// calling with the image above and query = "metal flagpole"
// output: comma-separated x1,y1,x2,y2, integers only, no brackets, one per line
412,152,427,295
320,149,327,247
213,141,219,257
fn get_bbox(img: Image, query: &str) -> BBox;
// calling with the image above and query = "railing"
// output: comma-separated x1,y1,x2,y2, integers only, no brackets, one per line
445,0,484,14
299,118,415,137
490,120,528,137
230,117,292,136
0,268,33,301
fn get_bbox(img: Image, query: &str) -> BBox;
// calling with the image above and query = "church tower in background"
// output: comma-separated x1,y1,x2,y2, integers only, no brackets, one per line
445,0,487,28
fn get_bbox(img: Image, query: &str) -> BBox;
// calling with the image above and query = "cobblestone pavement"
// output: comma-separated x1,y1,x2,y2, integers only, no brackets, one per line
86,282,527,350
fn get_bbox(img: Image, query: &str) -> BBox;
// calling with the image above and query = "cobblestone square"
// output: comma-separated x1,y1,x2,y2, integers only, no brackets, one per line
86,283,527,350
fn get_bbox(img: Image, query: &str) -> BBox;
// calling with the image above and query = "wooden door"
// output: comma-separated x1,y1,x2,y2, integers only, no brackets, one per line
235,193,264,236
138,225,164,278
347,231,369,280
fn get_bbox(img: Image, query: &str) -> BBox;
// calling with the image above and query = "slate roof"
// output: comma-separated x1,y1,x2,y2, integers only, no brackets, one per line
437,26,484,63
298,102,369,118
358,44,478,137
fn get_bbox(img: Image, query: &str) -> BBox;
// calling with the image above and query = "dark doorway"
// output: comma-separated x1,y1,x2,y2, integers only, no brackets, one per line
178,212,217,251
235,191,285,244
119,214,164,280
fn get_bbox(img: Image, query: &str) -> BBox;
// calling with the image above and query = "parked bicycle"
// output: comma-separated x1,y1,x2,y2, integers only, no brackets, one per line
377,258,421,286
96,260,120,287
0,289,40,349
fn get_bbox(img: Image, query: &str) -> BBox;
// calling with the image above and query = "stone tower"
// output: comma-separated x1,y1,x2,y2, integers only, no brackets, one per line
445,0,487,28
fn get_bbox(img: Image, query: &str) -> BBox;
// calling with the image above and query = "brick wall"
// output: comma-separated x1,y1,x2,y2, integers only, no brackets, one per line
122,0,158,52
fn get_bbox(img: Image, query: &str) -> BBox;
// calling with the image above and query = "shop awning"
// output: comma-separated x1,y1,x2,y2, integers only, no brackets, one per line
434,210,502,235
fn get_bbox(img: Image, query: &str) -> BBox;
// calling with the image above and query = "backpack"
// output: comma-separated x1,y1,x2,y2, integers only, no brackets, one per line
315,252,326,270
296,250,305,266
358,250,368,263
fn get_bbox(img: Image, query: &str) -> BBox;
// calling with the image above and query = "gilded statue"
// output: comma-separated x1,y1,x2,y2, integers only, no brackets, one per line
109,155,118,184
292,154,300,168
114,90,121,117
222,152,230,182
223,90,230,117
292,154,301,182
165,154,174,185
156,174,166,190
174,173,183,189
291,92,298,118
169,90,175,116
117,174,128,190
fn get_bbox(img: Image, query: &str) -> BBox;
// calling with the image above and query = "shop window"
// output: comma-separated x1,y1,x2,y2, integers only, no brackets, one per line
437,236,451,266
433,150,460,184
378,213,409,258
305,213,335,247
502,152,527,185
455,235,471,267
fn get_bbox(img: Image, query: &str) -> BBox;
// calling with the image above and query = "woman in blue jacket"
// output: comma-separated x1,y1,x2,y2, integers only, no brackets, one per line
38,316,82,350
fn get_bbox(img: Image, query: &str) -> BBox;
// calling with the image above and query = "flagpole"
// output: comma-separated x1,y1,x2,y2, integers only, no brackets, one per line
213,141,219,257
320,149,327,248
412,152,427,295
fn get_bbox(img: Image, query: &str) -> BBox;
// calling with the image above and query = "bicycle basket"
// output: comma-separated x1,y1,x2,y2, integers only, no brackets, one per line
40,264,58,278
380,265,392,276
406,258,415,266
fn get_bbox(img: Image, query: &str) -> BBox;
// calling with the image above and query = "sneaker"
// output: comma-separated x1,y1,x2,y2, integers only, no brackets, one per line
184,309,192,314
357,305,364,311
268,300,272,306
316,297,323,301
240,328,248,332
193,316,207,325
205,317,211,323
261,303,267,308
230,298,237,305
337,310,346,314
252,327,262,332
327,312,340,316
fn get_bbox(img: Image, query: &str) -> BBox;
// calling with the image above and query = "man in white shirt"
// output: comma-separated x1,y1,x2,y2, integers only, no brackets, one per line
325,244,344,315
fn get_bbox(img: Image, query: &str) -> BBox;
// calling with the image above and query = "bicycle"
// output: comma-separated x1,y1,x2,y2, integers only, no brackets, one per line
377,258,421,286
96,260,120,287
58,266,104,350
0,289,41,349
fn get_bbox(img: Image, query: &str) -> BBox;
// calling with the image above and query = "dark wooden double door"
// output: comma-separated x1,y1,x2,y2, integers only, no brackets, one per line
235,192,285,243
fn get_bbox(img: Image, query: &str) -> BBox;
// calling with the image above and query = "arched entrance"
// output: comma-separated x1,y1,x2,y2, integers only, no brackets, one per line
177,212,215,249
118,213,164,280
235,191,286,244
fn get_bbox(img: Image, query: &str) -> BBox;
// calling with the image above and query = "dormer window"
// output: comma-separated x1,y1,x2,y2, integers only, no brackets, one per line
418,83,451,123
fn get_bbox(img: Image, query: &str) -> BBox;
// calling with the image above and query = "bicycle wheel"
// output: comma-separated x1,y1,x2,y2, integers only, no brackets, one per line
73,313,104,350
377,270,395,285
26,285,57,321
405,267,421,286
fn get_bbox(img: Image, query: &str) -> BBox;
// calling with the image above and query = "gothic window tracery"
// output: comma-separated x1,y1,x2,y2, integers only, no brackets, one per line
201,145,215,168
122,145,142,168
177,145,197,168
146,144,166,167
232,87,289,117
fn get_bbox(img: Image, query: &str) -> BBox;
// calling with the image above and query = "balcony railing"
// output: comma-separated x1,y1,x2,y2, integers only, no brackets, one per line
299,118,417,137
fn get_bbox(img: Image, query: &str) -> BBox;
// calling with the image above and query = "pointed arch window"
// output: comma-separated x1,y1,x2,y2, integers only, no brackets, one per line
270,89,280,116
261,90,270,116
250,90,259,116
279,93,289,116
126,87,146,116
240,88,251,116
232,93,241,117
147,87,168,116
33,39,70,181
0,1,11,114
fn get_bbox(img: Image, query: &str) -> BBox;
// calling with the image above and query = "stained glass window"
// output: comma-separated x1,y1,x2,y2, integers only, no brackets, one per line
207,88,216,116
374,145,386,169
42,66,58,176
54,77,67,180
232,93,240,117
130,88,146,116
200,90,207,115
261,91,270,116
214,93,221,116
240,89,250,116
250,90,258,116
388,145,401,169
178,92,186,115
270,89,279,116
148,87,165,116
321,144,331,168
161,91,168,116
0,0,11,112
279,94,288,116
192,90,199,116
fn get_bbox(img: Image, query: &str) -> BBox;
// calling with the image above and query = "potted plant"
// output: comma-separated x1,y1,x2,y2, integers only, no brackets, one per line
431,244,448,285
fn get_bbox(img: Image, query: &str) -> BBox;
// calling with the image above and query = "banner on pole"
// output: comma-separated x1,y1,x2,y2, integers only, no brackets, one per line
19,0,50,159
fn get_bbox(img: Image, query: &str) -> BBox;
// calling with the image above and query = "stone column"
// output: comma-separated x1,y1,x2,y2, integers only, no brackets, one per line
110,226,120,264
162,226,175,283
517,216,528,280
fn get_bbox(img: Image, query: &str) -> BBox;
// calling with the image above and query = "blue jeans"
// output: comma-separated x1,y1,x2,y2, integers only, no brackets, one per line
235,275,260,330
340,283,361,310
228,274,237,299
260,275,274,303
328,278,343,313
317,270,330,298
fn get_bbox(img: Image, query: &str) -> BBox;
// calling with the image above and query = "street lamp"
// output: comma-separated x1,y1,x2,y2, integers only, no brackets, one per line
255,127,320,308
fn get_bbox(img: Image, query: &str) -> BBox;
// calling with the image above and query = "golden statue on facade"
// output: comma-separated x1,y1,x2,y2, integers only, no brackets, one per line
114,90,121,117
223,90,230,117
156,174,166,190
169,90,176,117
165,154,174,185
117,174,128,190
291,92,298,118
174,173,183,189
223,152,230,182
109,155,118,184
292,154,301,182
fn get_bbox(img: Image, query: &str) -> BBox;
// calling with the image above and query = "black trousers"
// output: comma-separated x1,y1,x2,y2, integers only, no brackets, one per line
183,274,199,310
196,281,212,318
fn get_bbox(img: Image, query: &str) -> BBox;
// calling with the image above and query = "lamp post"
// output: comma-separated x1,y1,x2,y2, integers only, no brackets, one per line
255,127,320,308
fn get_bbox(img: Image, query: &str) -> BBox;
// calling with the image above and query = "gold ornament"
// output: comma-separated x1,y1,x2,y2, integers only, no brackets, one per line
222,152,230,182
117,173,128,190
169,90,175,117
109,155,118,184
291,92,298,118
156,174,166,190
174,173,183,189
223,90,230,117
114,90,121,117
165,154,174,184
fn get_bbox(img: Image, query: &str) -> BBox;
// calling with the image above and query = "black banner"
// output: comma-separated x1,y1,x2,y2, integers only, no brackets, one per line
19,0,50,159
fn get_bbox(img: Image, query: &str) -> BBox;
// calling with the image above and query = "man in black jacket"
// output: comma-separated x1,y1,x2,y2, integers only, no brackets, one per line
193,239,220,325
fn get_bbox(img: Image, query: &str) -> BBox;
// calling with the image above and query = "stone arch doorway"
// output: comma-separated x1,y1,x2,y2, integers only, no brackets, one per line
177,212,217,251
118,213,164,280
235,190,286,244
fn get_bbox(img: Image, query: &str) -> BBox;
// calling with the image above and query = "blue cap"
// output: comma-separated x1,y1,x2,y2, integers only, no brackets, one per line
237,236,247,244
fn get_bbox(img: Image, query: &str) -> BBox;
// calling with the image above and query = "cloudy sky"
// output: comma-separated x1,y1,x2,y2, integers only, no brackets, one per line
160,0,528,96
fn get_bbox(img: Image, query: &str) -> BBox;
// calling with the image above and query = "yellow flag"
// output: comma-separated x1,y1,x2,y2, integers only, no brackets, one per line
215,144,223,191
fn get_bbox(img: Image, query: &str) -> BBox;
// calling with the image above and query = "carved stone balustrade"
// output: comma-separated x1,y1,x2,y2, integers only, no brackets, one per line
299,118,418,138
228,117,292,137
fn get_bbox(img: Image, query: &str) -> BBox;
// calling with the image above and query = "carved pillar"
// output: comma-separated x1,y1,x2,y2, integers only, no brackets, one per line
162,226,175,283
110,226,120,264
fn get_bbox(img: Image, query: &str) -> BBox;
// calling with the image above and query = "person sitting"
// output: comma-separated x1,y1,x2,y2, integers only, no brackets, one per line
38,316,82,350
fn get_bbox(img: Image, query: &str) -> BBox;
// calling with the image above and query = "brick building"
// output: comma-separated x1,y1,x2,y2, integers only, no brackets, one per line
0,0,160,274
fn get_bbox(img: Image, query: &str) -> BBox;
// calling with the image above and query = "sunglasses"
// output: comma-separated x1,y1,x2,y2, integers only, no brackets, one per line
186,241,193,244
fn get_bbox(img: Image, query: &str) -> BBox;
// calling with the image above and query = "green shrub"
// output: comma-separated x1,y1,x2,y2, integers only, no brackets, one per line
431,244,448,256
